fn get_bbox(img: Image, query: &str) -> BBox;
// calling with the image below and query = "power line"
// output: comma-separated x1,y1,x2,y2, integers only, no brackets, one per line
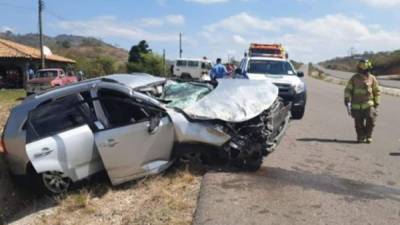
0,1,69,21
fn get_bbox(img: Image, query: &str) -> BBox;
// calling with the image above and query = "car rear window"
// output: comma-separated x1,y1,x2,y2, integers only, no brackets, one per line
26,93,95,143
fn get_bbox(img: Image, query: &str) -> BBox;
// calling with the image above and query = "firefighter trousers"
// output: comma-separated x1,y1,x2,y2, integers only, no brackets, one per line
351,107,377,139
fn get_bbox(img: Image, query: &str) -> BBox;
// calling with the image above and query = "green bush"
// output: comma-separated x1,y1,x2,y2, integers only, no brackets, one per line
127,53,166,76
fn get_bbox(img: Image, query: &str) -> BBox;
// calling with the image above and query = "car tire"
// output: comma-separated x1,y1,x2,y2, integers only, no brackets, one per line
181,73,192,80
37,171,72,195
243,157,263,171
291,107,305,120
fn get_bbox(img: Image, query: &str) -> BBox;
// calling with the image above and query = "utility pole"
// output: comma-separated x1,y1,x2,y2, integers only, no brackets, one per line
38,0,45,69
349,47,356,57
162,49,166,76
179,32,182,58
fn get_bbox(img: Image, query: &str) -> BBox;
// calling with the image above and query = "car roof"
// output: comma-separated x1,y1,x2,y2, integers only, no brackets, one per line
105,73,165,89
176,58,211,62
38,68,63,71
28,73,165,102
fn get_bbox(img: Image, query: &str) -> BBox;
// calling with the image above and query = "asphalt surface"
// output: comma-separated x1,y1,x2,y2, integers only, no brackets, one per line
193,65,400,225
314,64,400,89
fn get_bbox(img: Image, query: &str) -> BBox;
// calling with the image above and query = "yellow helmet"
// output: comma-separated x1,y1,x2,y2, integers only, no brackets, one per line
357,59,373,71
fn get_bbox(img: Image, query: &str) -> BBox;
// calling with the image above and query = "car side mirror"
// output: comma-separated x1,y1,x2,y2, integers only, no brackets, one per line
148,116,161,134
297,71,304,77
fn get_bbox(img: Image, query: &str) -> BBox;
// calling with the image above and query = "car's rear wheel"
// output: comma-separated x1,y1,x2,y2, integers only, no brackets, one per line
40,171,71,194
181,73,192,80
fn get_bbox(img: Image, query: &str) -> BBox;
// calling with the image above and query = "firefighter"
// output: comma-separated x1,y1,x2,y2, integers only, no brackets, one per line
344,59,380,144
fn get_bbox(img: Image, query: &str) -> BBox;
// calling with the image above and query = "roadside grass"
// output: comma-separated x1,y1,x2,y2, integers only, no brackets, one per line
0,89,25,103
0,89,25,133
33,168,201,225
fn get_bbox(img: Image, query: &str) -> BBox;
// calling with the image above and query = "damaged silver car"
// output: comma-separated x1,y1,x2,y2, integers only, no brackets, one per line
1,74,290,194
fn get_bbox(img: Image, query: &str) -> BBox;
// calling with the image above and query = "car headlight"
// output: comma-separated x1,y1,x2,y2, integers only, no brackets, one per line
293,82,305,93
206,124,228,137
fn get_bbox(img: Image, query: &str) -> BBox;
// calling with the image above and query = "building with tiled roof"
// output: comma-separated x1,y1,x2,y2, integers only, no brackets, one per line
0,38,75,88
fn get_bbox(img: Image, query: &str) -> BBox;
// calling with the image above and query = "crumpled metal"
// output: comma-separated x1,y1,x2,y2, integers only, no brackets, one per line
182,79,278,122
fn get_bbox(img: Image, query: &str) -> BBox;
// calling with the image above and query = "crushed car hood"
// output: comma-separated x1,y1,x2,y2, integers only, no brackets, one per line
183,79,279,122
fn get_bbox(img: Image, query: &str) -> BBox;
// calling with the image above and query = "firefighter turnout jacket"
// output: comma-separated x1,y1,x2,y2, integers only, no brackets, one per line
344,73,380,110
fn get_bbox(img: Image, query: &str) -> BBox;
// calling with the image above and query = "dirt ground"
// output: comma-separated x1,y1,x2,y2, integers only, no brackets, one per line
0,90,202,225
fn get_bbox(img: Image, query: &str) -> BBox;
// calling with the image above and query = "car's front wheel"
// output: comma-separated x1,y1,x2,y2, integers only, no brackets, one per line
291,107,305,120
239,157,263,171
39,171,71,194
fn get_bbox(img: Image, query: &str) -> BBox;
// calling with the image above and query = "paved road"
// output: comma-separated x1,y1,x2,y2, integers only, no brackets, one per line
314,64,400,89
193,65,400,225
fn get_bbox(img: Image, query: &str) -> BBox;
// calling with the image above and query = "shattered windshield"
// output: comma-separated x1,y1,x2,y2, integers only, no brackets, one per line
161,81,213,109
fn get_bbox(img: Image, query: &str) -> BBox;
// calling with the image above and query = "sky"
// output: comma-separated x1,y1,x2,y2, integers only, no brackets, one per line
1,0,400,62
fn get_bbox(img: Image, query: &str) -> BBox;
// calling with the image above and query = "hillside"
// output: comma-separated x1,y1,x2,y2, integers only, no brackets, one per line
290,60,304,70
320,50,400,75
0,32,129,77
0,32,128,62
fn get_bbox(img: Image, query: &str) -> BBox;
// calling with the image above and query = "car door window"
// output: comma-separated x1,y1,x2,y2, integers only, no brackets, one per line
98,89,152,129
26,92,96,143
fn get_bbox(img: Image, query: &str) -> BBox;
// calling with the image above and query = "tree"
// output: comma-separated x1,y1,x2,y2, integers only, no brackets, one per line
128,40,152,63
127,53,164,76
127,40,165,76
61,40,71,48
74,56,118,78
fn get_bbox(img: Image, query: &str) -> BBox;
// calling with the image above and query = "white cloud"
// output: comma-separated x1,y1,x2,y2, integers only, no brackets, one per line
356,0,400,7
233,34,247,44
206,12,277,33
56,16,178,42
139,14,185,27
1,26,14,32
140,18,164,27
185,0,229,4
201,13,400,62
165,14,185,25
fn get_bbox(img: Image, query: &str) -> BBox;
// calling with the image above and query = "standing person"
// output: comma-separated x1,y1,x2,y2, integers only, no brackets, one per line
210,58,228,80
226,63,235,77
344,59,380,144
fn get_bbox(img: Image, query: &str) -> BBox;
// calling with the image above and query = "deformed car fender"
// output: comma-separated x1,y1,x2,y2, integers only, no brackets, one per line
166,110,231,146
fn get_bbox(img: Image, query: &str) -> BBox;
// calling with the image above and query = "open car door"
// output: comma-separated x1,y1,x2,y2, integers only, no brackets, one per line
93,87,174,185
25,93,104,182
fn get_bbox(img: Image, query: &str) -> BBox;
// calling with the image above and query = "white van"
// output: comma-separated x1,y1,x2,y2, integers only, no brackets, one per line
173,58,212,80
